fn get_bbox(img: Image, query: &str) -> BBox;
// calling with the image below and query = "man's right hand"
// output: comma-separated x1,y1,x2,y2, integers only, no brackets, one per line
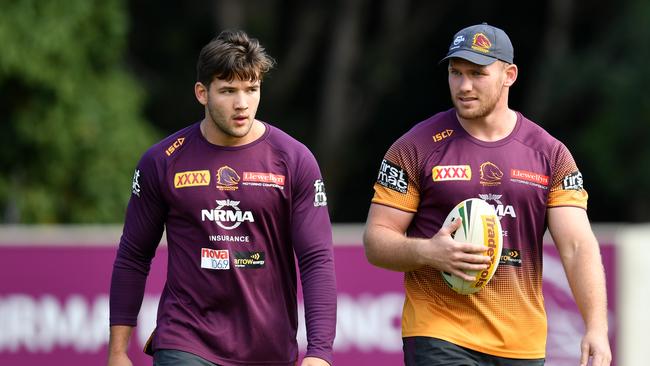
107,351,133,366
416,217,491,281
107,325,135,366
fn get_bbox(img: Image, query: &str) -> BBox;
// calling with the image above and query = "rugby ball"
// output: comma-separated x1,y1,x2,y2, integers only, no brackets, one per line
441,198,503,295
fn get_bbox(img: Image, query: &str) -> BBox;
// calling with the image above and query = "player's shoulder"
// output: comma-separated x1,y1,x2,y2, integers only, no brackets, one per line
390,109,457,151
142,122,200,162
513,112,565,153
264,122,316,159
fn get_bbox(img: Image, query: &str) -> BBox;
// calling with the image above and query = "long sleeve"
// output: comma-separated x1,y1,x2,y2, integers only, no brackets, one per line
291,150,337,364
109,151,167,326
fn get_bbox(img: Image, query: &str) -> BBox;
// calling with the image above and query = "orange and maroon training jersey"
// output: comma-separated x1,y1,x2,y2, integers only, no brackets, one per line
371,109,588,359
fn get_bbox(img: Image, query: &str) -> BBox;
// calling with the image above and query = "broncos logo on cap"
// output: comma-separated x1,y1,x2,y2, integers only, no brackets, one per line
471,33,492,53
216,166,240,189
480,161,503,186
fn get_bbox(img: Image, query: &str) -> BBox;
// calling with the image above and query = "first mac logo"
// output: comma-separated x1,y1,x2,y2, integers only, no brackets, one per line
377,159,408,193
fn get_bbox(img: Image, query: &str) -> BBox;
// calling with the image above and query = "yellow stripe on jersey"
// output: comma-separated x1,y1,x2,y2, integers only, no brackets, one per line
372,183,419,213
547,188,588,209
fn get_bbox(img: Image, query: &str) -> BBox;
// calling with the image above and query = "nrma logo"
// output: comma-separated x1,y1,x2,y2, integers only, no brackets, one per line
201,199,254,230
478,194,516,219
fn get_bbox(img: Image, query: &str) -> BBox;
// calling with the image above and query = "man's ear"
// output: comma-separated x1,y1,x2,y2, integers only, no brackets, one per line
503,63,518,87
195,82,208,105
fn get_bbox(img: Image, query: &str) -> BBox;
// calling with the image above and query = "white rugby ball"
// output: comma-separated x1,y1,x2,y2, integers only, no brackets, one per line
441,198,503,295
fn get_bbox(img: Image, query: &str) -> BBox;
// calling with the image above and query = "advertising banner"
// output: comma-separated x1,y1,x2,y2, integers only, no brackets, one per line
0,236,616,365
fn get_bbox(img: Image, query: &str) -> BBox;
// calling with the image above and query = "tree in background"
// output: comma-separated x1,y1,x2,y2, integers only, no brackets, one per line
0,0,158,223
522,0,650,221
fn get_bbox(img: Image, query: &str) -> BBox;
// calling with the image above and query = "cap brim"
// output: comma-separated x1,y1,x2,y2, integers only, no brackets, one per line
439,50,497,66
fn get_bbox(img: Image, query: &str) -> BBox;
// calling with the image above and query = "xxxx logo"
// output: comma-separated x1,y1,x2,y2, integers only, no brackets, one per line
174,170,211,188
432,165,472,182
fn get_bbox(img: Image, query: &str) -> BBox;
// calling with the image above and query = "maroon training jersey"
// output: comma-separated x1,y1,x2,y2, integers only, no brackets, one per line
110,121,336,365
372,109,588,359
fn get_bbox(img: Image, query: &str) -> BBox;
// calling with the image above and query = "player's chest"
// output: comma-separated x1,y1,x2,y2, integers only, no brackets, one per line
163,153,290,214
420,145,551,217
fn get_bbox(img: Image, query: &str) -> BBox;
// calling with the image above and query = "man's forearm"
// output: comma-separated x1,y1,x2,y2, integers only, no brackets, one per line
363,224,426,272
563,241,609,332
108,325,134,355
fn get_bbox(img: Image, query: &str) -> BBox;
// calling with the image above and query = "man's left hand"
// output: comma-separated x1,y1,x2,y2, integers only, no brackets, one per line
301,356,330,366
580,330,612,366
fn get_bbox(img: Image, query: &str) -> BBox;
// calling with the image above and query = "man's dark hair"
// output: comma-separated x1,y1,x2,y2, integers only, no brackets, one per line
196,30,276,86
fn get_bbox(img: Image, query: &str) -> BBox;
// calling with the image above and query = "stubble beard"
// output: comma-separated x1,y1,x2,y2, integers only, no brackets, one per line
454,86,503,120
207,106,253,139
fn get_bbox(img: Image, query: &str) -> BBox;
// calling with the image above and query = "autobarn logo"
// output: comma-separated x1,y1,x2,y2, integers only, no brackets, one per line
201,199,254,230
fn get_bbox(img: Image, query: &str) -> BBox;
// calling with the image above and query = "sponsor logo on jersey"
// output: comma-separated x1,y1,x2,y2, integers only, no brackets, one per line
562,171,584,190
314,179,328,207
432,129,454,142
234,251,266,269
201,200,254,230
242,171,285,190
131,169,141,197
216,166,240,191
200,248,230,270
510,168,549,189
500,248,522,267
165,137,185,156
479,161,503,186
174,170,210,188
471,33,492,53
478,193,517,220
377,159,408,193
432,165,471,182
209,234,250,243
474,215,499,288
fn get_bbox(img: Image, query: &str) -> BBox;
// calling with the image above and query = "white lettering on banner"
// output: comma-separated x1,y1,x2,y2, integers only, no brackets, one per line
0,294,109,352
297,293,404,352
0,294,161,354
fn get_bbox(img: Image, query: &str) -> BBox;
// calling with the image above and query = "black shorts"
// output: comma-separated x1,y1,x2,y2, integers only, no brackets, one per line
153,349,221,366
403,337,545,366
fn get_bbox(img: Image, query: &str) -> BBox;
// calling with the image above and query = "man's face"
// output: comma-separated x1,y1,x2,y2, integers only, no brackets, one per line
447,58,509,120
198,77,261,142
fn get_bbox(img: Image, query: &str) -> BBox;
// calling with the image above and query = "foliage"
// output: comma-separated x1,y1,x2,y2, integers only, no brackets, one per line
0,0,159,223
530,0,650,221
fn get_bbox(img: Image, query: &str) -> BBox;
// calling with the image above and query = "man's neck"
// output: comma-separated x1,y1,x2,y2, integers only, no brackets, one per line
456,108,517,142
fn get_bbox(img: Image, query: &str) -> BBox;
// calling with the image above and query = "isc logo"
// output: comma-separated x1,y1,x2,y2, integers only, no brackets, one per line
432,129,454,142
165,137,185,156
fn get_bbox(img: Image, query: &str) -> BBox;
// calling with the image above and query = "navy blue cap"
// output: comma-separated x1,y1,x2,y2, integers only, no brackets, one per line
440,23,514,65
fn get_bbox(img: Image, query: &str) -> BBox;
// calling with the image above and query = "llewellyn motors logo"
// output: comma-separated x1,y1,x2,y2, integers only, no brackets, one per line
510,169,549,190
242,171,285,190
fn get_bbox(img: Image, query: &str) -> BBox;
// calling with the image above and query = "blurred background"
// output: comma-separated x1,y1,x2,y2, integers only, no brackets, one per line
1,1,649,365
1,0,649,224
